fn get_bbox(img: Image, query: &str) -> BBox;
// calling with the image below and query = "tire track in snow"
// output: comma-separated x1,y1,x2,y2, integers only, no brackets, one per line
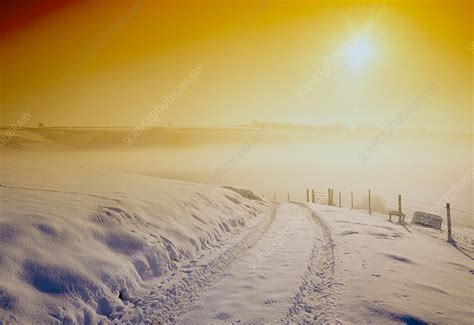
112,204,277,324
285,204,341,324
177,203,317,324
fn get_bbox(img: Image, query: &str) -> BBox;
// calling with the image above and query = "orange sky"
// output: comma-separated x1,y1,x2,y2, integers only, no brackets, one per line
0,0,472,132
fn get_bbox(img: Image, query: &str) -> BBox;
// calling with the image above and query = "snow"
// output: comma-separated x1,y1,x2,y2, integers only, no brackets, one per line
178,203,315,324
0,147,472,324
0,154,271,324
308,204,474,324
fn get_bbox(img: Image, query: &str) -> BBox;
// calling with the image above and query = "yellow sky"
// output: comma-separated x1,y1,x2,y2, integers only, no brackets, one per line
0,0,472,132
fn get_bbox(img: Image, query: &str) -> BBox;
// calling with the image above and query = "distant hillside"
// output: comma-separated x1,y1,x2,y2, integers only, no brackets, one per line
0,124,470,151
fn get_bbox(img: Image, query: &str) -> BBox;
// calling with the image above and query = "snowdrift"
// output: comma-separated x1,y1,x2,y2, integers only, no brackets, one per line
0,158,270,324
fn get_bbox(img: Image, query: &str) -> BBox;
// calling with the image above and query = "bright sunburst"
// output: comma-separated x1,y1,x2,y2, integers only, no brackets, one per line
346,37,375,70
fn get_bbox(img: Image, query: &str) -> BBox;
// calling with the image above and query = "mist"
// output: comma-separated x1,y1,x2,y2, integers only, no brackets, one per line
3,126,472,216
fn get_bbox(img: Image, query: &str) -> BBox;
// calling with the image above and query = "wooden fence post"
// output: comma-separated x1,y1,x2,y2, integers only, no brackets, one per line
368,189,372,215
398,194,404,223
351,191,354,209
287,193,290,202
446,203,452,241
327,188,331,205
312,190,315,203
273,193,276,201
306,189,309,203
338,192,341,207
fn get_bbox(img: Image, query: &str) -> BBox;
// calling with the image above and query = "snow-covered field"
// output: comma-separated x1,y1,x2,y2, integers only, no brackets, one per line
308,205,474,324
0,146,473,324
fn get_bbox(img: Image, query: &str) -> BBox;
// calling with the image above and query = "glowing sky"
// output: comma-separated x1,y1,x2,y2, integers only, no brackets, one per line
0,0,472,132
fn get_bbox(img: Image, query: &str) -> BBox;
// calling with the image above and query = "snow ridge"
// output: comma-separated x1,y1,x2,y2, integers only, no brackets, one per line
285,204,341,324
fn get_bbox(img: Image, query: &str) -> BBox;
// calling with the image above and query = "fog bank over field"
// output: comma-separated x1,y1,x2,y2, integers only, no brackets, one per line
1,124,472,214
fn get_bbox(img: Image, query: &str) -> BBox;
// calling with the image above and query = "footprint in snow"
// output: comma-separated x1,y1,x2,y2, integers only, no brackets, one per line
215,312,232,320
341,230,359,236
263,299,277,305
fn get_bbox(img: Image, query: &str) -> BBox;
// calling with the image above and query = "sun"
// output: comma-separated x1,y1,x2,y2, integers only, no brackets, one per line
346,37,375,70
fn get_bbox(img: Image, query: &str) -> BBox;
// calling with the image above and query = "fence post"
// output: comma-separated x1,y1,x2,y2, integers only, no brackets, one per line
312,190,315,203
351,191,354,209
273,193,276,201
398,194,403,223
338,192,341,207
331,189,334,206
446,203,452,242
287,193,290,202
306,189,309,203
327,188,331,205
368,189,372,215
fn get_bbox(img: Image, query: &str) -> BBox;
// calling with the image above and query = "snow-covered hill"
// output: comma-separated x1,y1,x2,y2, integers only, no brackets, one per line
0,156,271,324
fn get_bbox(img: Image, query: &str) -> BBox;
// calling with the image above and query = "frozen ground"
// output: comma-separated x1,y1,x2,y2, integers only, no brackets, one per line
0,150,472,324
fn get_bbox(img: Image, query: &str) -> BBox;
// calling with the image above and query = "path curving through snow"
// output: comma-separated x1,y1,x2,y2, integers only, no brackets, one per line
178,203,317,324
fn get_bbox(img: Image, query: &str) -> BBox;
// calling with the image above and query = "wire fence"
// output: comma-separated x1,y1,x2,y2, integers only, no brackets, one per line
280,188,473,255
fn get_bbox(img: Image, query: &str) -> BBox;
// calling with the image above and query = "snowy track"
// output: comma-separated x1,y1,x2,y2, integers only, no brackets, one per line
116,202,334,324
177,203,323,324
286,204,341,324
